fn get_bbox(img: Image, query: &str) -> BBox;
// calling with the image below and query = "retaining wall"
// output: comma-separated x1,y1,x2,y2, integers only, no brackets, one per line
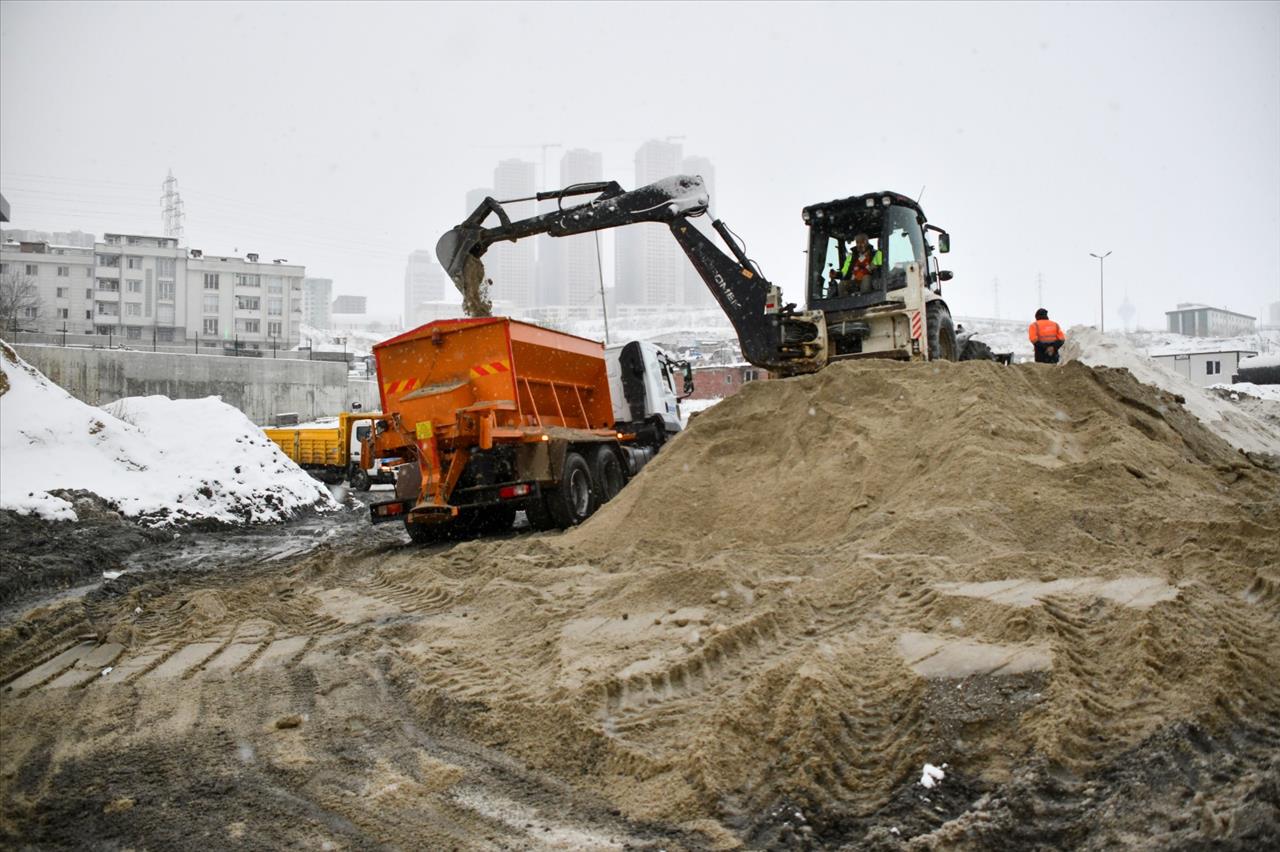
13,344,380,425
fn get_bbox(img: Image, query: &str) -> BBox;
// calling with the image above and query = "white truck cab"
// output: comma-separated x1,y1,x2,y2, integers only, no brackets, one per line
604,341,693,439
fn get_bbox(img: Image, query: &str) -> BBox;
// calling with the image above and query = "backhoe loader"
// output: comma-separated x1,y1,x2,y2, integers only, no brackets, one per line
436,175,957,376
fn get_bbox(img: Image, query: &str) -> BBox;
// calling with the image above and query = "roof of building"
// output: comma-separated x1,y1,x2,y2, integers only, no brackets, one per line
1165,304,1256,320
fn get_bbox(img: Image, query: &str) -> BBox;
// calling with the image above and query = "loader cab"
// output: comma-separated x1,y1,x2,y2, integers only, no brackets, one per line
802,193,948,313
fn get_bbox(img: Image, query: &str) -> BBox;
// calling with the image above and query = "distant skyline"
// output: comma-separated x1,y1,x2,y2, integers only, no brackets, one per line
2,1,1277,330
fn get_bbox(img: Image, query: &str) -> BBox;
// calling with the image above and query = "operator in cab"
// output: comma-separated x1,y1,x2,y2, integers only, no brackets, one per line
1029,308,1066,364
828,233,884,297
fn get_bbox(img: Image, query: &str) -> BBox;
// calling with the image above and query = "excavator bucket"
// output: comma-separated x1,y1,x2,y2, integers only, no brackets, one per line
436,226,492,317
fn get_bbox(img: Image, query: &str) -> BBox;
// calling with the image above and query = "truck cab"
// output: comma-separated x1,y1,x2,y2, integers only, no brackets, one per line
605,341,693,441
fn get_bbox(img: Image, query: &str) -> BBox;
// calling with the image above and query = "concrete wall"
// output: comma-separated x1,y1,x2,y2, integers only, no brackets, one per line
14,344,375,425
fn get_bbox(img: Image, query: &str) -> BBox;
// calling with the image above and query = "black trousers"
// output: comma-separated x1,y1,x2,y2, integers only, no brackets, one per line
1033,342,1061,364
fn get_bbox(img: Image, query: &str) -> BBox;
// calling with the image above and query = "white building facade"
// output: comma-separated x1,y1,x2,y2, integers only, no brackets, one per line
183,249,305,349
616,139,685,307
302,278,333,330
488,160,536,309
1165,303,1256,337
1151,350,1258,387
1,240,96,335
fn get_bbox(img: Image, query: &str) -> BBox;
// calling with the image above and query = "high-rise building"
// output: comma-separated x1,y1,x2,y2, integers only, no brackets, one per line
465,187,492,216
555,148,606,310
487,160,536,309
615,139,685,307
403,249,446,328
680,154,717,308
332,294,367,314
302,277,333,329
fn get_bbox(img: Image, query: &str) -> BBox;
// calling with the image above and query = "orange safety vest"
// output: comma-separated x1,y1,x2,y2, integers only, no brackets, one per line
1028,319,1064,344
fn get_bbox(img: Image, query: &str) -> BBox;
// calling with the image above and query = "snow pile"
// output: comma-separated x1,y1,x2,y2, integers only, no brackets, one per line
0,341,337,523
1062,327,1280,456
1239,352,1280,370
920,764,947,789
1212,382,1280,402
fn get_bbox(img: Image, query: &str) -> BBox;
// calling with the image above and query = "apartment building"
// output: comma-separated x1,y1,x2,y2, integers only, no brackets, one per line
0,239,96,333
185,249,304,348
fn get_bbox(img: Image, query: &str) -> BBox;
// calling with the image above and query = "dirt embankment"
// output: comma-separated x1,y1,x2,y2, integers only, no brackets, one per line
3,359,1278,849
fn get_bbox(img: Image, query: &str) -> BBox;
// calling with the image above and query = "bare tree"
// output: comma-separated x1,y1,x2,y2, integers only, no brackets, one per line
0,271,43,333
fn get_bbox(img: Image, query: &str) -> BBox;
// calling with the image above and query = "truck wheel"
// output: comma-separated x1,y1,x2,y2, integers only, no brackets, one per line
404,518,445,545
349,466,371,492
589,445,626,505
926,302,958,362
545,451,596,529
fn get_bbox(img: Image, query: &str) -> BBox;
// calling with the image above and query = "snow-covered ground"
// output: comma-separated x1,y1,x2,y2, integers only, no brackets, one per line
680,397,722,427
0,342,338,523
1062,327,1280,456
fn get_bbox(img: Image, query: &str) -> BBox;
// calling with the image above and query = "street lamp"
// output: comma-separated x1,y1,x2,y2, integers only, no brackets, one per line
1090,251,1112,332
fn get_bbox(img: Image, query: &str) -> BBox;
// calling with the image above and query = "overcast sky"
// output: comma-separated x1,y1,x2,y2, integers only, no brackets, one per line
2,1,1277,329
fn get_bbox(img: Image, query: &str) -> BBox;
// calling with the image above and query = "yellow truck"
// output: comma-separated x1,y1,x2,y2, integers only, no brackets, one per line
263,411,395,491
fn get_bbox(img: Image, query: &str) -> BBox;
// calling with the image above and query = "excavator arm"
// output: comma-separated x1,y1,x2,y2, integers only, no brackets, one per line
435,175,826,375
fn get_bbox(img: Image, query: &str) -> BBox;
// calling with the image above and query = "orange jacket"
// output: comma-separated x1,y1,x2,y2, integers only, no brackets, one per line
1028,318,1064,344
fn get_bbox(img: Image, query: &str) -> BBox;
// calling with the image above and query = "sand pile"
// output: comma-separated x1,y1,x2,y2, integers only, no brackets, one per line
362,359,1280,830
6,358,1277,846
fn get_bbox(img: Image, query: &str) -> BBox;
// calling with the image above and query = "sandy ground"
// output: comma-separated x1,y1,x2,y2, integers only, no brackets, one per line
2,359,1279,849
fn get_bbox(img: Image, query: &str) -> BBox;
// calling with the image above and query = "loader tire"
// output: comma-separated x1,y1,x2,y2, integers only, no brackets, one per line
589,445,626,506
926,302,958,362
545,451,597,529
349,466,371,492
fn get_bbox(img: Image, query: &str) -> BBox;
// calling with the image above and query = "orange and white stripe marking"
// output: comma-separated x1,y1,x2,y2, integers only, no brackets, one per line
911,310,923,340
382,376,425,396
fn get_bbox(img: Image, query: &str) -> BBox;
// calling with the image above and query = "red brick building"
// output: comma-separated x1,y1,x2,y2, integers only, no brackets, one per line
688,364,770,400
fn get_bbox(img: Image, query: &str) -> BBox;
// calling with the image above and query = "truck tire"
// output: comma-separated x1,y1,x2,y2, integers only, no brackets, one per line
589,445,626,505
545,450,596,529
926,302,958,362
404,518,445,545
349,466,371,492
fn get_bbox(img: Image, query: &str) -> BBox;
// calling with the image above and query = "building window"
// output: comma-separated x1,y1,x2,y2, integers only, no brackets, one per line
126,236,141,246
126,326,142,339
96,254,120,267
25,263,39,275
267,278,283,294
96,278,119,292
268,298,283,316
235,273,261,288
21,306,38,319
125,303,142,317
126,280,142,293
203,318,218,335
0,263,6,274
156,257,176,276
157,328,174,343
126,256,143,269
105,235,121,245
56,287,68,298
235,318,261,334
57,308,69,319
85,310,93,320
57,265,70,277
268,321,282,337
85,288,93,299
203,273,220,290
96,325,114,335
158,281,175,300
85,267,92,277
203,294,219,314
1206,360,1221,376
96,303,119,317
236,295,261,311
724,375,733,384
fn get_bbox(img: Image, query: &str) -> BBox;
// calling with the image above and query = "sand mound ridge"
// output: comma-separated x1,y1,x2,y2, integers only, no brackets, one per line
359,359,1280,827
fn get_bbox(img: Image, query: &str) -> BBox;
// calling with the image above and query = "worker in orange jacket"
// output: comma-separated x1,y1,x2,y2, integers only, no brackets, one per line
1029,308,1065,364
